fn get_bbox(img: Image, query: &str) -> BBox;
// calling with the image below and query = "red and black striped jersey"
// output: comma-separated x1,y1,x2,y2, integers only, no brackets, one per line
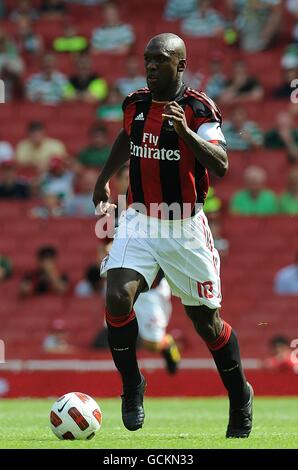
122,85,225,218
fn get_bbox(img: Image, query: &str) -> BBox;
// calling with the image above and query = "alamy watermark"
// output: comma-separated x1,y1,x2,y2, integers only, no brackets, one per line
291,79,298,103
94,195,206,249
0,80,4,103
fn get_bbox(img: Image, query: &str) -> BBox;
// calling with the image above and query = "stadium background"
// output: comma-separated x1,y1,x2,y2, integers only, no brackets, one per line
0,0,297,398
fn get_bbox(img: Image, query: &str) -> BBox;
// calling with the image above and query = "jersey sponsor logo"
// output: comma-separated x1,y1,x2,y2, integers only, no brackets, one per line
130,141,180,161
130,132,180,161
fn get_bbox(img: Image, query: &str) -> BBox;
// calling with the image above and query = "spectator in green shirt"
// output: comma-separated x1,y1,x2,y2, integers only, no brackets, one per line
0,254,12,281
223,107,264,151
265,111,298,165
53,22,88,54
65,54,108,103
279,168,298,215
230,166,278,215
77,124,110,168
96,86,123,122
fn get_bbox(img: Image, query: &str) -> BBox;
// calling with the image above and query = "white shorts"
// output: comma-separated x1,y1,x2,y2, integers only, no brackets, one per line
100,207,221,309
134,278,172,342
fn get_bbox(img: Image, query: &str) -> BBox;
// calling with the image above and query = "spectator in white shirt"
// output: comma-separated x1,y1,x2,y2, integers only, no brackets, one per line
181,0,225,38
26,53,70,104
116,56,146,98
91,2,135,54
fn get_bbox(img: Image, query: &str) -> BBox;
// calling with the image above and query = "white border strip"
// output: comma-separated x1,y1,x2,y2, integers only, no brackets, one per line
0,358,262,372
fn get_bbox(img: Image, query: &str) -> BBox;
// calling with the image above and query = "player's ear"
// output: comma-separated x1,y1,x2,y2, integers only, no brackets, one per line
178,59,186,73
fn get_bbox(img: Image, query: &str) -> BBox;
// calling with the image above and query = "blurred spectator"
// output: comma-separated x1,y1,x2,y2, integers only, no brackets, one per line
203,186,222,215
0,28,24,100
274,252,298,295
0,161,31,199
16,121,67,171
10,0,39,22
273,57,298,100
264,335,296,372
116,56,146,98
77,124,110,168
279,168,298,215
231,0,282,52
0,254,12,281
287,0,298,43
181,0,225,38
40,0,66,17
29,193,65,218
183,68,203,90
40,157,74,202
65,55,108,103
53,21,88,53
230,165,278,215
220,59,264,104
96,86,123,121
265,111,298,164
75,264,104,297
222,107,264,150
19,246,69,296
205,55,226,100
42,319,74,354
14,15,43,57
164,0,198,21
64,0,107,4
0,140,14,164
0,5,4,19
25,53,70,104
65,169,98,216
207,214,229,258
91,2,135,53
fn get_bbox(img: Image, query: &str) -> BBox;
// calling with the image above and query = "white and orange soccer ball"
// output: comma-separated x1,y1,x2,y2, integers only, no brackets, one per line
50,392,102,440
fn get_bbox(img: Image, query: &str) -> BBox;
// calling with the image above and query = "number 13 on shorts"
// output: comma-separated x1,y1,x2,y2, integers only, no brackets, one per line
197,281,214,299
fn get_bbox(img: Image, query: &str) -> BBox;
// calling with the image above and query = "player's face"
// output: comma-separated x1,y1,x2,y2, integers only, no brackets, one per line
144,45,180,96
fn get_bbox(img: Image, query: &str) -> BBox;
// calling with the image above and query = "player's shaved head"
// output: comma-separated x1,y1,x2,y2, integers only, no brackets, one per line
144,33,187,100
146,33,186,60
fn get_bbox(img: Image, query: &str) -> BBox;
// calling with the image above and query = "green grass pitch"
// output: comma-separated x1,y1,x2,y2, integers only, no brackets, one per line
0,397,298,449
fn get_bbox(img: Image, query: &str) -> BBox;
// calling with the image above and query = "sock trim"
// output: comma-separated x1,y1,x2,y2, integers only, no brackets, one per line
207,321,232,351
105,308,136,328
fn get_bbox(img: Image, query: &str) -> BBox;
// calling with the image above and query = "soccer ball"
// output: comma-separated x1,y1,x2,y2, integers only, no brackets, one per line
50,392,102,440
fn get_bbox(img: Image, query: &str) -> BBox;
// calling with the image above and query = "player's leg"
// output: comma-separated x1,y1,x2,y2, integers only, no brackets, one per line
134,290,181,374
100,209,160,431
153,210,253,437
184,305,253,438
106,267,146,388
105,267,147,431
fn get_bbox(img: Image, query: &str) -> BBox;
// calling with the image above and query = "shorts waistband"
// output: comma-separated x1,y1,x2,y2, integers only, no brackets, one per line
125,206,204,226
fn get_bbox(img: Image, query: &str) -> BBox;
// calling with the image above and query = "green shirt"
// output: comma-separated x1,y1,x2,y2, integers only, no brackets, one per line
0,255,12,279
53,36,88,53
265,129,298,149
230,189,278,215
279,192,298,215
96,104,123,122
78,146,110,167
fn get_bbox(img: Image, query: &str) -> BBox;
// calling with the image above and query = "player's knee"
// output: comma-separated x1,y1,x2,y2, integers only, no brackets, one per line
106,285,133,318
189,307,221,342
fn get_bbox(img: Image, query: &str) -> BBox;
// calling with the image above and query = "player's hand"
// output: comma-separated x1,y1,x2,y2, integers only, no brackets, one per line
93,182,116,218
162,101,189,137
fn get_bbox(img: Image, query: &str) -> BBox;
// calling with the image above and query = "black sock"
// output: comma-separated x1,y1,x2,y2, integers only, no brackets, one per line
107,317,141,389
208,322,249,408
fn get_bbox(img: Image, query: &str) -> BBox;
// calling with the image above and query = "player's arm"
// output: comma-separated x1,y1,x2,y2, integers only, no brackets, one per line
162,101,228,177
92,129,130,209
